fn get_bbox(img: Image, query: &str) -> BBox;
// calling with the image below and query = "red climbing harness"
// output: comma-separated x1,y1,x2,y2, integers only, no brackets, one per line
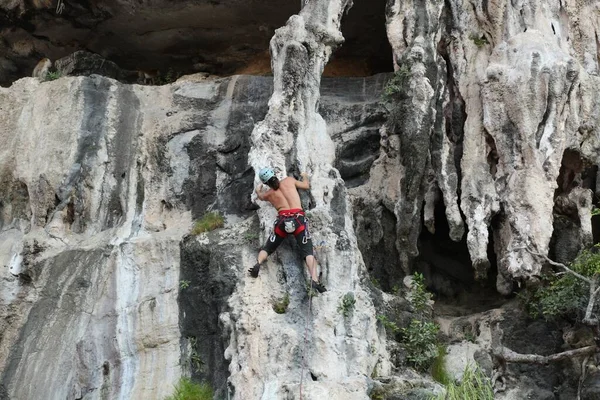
274,209,306,237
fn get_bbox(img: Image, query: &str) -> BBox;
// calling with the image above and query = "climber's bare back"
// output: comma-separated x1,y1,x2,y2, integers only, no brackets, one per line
262,177,306,211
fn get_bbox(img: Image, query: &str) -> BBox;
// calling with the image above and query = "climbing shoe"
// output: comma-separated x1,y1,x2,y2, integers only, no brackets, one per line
248,263,260,278
311,280,327,293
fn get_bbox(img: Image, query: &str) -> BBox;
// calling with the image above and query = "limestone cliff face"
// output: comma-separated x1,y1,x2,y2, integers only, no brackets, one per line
0,71,390,399
369,0,600,294
1,0,600,399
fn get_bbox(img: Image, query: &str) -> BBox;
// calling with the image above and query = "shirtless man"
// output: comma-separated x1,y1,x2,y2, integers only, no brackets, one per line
248,167,326,293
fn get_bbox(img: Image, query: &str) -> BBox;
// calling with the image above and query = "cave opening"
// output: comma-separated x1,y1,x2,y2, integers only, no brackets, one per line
550,148,600,262
417,199,503,313
323,0,393,77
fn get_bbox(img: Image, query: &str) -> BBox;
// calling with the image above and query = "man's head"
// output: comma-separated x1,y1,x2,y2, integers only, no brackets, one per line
259,167,280,190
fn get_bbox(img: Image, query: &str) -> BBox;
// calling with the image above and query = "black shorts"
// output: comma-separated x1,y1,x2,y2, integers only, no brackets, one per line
262,213,313,259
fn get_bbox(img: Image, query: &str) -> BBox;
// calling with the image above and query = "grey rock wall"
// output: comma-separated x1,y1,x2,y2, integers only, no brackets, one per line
375,0,600,294
0,71,389,399
1,0,599,398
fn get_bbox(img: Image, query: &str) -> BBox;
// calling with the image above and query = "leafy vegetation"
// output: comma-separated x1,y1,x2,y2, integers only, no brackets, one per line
432,365,494,400
46,71,61,81
272,293,290,314
401,319,440,371
431,345,451,385
187,337,203,373
338,292,356,318
469,33,489,47
191,212,224,235
464,330,476,343
381,64,411,103
376,272,441,372
376,314,400,333
243,232,259,242
305,283,318,297
165,377,213,400
523,247,600,320
408,272,432,315
400,272,440,371
180,280,191,290
370,387,385,400
370,277,381,288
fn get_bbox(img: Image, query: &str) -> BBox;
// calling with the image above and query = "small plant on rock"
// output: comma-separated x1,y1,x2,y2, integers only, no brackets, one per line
272,293,290,314
433,364,494,400
431,345,451,385
187,337,204,373
338,292,356,318
46,71,62,81
469,33,489,47
408,272,432,315
243,232,259,242
162,68,181,84
191,212,224,235
400,318,440,371
180,280,191,290
376,314,400,333
464,330,476,343
382,64,411,103
370,277,381,289
190,352,203,372
523,246,600,321
165,377,213,400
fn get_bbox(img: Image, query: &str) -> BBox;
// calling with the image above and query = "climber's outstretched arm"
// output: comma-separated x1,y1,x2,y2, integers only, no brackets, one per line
295,172,310,190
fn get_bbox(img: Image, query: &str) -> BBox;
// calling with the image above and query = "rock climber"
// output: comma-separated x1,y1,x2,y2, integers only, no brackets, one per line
248,167,327,293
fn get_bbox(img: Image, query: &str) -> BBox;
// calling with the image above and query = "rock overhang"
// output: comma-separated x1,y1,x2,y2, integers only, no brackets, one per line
0,0,392,87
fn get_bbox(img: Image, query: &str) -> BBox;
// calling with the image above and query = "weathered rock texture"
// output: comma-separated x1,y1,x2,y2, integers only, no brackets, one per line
368,0,600,294
0,68,392,398
1,0,600,398
231,1,390,398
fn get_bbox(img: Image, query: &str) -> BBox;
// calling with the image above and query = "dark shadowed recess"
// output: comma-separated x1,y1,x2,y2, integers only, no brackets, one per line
180,76,272,220
321,73,391,187
334,0,393,76
500,307,579,399
179,236,238,399
417,201,502,311
1,0,392,86
356,203,403,293
550,149,599,262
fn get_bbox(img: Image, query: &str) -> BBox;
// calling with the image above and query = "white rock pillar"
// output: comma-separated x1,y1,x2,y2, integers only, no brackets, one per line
227,1,389,399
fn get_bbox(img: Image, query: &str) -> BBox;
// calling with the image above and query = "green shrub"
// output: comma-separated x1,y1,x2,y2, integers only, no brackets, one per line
243,232,259,242
381,64,411,103
523,247,600,320
433,365,494,400
46,71,61,81
187,337,203,373
376,314,400,333
409,272,432,315
180,280,191,290
165,377,213,400
370,387,385,400
191,212,224,235
272,293,290,314
431,345,451,385
338,292,356,317
401,319,440,371
469,33,489,47
371,277,381,288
